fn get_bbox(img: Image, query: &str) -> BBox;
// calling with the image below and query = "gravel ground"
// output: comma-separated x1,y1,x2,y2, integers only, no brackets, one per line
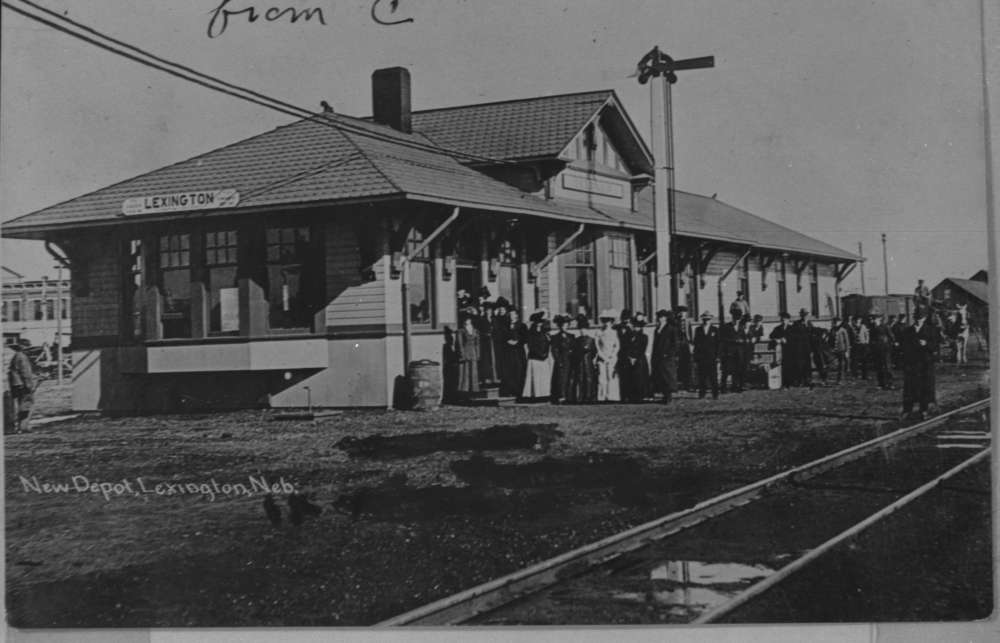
4,361,990,626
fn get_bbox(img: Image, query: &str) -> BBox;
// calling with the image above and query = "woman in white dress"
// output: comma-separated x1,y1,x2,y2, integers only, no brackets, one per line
596,309,621,401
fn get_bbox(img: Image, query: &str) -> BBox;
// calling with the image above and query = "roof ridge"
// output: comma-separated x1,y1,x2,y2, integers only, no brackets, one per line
408,89,614,115
339,128,405,195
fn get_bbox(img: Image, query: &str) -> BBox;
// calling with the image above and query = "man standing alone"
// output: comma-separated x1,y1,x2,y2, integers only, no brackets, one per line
8,342,36,433
901,309,938,419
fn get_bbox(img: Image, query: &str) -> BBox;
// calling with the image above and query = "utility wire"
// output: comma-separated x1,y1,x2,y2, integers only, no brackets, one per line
2,0,516,167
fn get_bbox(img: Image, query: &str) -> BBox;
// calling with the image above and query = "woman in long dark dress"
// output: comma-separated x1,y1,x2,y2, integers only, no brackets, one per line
623,317,650,401
476,304,497,384
498,309,527,397
455,315,481,396
491,299,510,389
549,315,573,403
522,313,551,400
569,316,598,403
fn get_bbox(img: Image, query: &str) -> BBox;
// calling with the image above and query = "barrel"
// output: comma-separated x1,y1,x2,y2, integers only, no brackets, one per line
407,360,442,411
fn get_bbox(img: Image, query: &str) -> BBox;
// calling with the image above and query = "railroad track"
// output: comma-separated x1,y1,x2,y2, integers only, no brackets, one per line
378,398,991,626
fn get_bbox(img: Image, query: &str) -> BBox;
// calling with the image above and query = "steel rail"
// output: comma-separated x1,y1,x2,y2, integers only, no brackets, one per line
376,397,990,626
694,445,992,623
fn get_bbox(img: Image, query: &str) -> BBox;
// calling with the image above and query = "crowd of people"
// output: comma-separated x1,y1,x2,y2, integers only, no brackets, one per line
443,287,770,405
441,283,970,420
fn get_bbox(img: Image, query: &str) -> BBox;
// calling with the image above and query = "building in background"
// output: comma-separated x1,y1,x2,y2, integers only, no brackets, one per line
840,293,915,322
1,67,859,412
2,266,71,348
932,272,989,333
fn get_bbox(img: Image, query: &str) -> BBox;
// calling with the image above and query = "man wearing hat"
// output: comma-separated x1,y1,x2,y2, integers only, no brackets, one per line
850,315,870,380
768,311,794,388
900,308,938,419
674,306,693,390
549,315,573,403
651,309,680,403
787,308,814,388
7,340,36,433
719,310,746,393
692,311,720,399
868,312,895,390
596,309,621,401
829,317,851,383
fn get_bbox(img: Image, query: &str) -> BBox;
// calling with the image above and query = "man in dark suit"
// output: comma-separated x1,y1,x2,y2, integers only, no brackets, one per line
901,308,938,419
650,309,679,403
869,312,895,390
768,311,794,388
787,309,814,389
719,311,745,393
692,311,720,399
674,306,692,391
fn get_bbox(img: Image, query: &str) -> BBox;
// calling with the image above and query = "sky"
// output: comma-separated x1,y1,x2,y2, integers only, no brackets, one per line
1,0,993,295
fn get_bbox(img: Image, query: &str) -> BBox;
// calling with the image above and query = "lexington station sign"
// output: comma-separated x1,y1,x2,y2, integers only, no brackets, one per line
122,189,240,216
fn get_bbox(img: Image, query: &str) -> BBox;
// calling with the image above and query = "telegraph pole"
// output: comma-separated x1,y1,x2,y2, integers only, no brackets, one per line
55,265,63,385
634,47,714,313
881,233,889,295
858,241,866,295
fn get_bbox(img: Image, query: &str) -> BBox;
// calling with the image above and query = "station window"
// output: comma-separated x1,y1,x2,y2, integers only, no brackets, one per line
32,300,43,321
638,260,655,319
738,257,750,307
810,264,820,317
609,236,632,313
10,300,20,322
45,299,55,320
266,226,313,329
683,267,698,320
206,230,239,333
406,228,434,326
562,242,596,320
776,260,788,316
123,239,144,340
159,233,191,339
1,301,6,322
61,298,69,320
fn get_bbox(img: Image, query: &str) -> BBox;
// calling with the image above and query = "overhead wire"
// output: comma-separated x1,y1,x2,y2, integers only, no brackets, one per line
1,0,519,167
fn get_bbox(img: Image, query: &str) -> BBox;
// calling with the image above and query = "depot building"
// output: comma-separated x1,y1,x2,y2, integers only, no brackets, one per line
2,67,860,412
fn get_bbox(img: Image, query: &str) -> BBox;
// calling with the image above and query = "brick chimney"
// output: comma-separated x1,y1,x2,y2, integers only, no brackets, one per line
372,67,411,134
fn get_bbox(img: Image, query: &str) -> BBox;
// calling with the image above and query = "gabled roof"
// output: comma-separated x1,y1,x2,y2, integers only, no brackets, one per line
2,266,24,280
935,278,989,304
411,90,613,162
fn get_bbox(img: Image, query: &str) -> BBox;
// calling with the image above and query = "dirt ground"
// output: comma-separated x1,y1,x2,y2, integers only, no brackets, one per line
4,360,991,627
